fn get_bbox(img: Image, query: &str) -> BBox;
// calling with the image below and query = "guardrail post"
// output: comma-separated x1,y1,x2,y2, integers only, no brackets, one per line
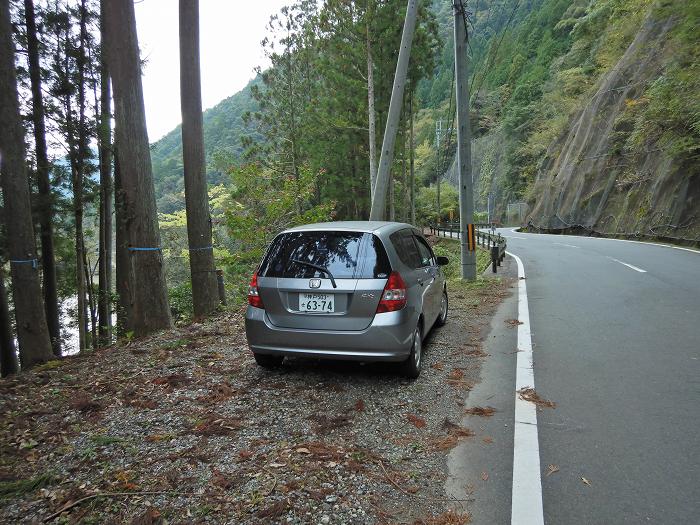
491,245,498,273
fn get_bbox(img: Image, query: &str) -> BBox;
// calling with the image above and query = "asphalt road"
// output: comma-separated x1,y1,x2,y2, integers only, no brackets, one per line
447,230,700,524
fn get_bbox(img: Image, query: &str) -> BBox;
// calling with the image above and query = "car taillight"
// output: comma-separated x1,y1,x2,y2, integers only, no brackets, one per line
248,271,264,308
376,271,407,313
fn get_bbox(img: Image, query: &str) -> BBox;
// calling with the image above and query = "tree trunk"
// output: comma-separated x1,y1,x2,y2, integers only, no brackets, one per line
113,151,132,336
104,0,172,336
24,0,61,356
0,267,19,377
97,0,112,345
83,248,97,348
68,3,87,353
366,3,377,204
179,0,219,319
286,48,303,216
0,0,53,368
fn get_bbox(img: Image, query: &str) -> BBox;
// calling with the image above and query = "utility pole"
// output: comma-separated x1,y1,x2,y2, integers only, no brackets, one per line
369,0,419,221
454,0,476,280
435,119,442,221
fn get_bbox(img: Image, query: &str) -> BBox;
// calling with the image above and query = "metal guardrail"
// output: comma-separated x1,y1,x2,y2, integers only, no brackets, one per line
428,223,507,273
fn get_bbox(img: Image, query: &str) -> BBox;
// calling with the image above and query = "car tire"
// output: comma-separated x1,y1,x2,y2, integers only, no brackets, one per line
435,289,448,327
253,353,284,368
400,324,422,379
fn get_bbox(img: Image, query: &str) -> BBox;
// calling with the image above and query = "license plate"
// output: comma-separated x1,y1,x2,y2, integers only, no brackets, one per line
299,293,334,313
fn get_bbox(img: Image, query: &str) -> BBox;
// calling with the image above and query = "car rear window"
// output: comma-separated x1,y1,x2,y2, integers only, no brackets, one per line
259,231,391,279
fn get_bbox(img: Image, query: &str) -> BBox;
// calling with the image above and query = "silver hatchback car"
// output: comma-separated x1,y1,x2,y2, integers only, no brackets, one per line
244,221,449,377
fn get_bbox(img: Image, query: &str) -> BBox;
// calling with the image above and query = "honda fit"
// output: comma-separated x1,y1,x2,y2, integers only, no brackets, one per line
244,221,449,378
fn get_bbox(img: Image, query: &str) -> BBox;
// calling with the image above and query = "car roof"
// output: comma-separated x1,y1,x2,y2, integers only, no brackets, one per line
282,221,416,236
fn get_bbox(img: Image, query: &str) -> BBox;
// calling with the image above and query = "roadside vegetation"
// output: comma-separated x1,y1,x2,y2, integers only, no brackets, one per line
0,242,508,524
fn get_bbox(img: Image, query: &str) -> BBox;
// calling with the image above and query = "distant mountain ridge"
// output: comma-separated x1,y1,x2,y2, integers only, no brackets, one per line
150,76,260,213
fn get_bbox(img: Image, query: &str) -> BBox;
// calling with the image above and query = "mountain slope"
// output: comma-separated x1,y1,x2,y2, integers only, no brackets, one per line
461,0,699,241
150,77,259,213
529,6,699,239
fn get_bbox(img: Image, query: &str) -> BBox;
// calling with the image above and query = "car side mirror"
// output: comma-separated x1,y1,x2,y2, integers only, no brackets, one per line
436,256,449,266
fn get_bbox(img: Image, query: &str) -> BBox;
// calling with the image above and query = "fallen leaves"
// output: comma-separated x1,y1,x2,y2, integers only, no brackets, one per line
442,418,474,438
406,413,427,429
517,387,556,408
256,499,289,519
481,471,489,481
69,392,104,414
464,347,489,357
151,374,191,389
129,508,162,525
446,368,474,389
414,510,472,524
428,419,474,451
237,450,254,460
429,435,460,451
191,414,241,436
210,468,236,490
145,434,174,443
545,464,559,477
310,413,353,433
463,406,496,417
505,318,523,327
447,369,464,381
0,268,514,525
196,382,237,404
581,476,592,486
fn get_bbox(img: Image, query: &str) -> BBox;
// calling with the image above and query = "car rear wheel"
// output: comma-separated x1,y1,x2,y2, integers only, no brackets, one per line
400,324,422,379
253,353,284,368
435,289,448,327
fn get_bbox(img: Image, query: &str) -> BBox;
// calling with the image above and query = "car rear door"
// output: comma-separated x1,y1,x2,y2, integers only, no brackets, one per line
412,233,441,325
256,231,391,331
389,229,431,319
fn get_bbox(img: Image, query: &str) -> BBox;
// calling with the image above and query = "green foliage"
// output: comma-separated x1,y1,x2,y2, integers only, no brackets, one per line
430,238,492,281
627,0,700,156
223,163,335,303
0,474,55,499
168,281,193,322
415,184,459,225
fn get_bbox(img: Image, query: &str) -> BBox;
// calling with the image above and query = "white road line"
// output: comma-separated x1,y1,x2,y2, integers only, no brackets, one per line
507,251,545,525
553,242,580,249
507,229,700,254
607,257,647,273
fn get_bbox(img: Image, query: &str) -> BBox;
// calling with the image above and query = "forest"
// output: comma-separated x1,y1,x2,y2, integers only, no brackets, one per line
1,0,698,374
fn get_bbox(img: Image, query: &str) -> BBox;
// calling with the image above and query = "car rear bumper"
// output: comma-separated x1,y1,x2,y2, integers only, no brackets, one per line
244,306,415,362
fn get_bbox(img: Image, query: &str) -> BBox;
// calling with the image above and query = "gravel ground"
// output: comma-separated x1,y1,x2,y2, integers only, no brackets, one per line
1,243,511,525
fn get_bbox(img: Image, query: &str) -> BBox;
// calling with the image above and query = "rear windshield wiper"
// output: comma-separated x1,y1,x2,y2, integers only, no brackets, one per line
290,259,337,288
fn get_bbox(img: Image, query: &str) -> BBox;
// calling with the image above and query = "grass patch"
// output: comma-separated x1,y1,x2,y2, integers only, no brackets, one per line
0,474,56,499
34,359,63,372
431,237,494,280
90,434,125,446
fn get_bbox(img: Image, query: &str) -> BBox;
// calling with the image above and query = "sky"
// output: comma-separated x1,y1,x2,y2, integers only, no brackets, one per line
134,0,290,142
